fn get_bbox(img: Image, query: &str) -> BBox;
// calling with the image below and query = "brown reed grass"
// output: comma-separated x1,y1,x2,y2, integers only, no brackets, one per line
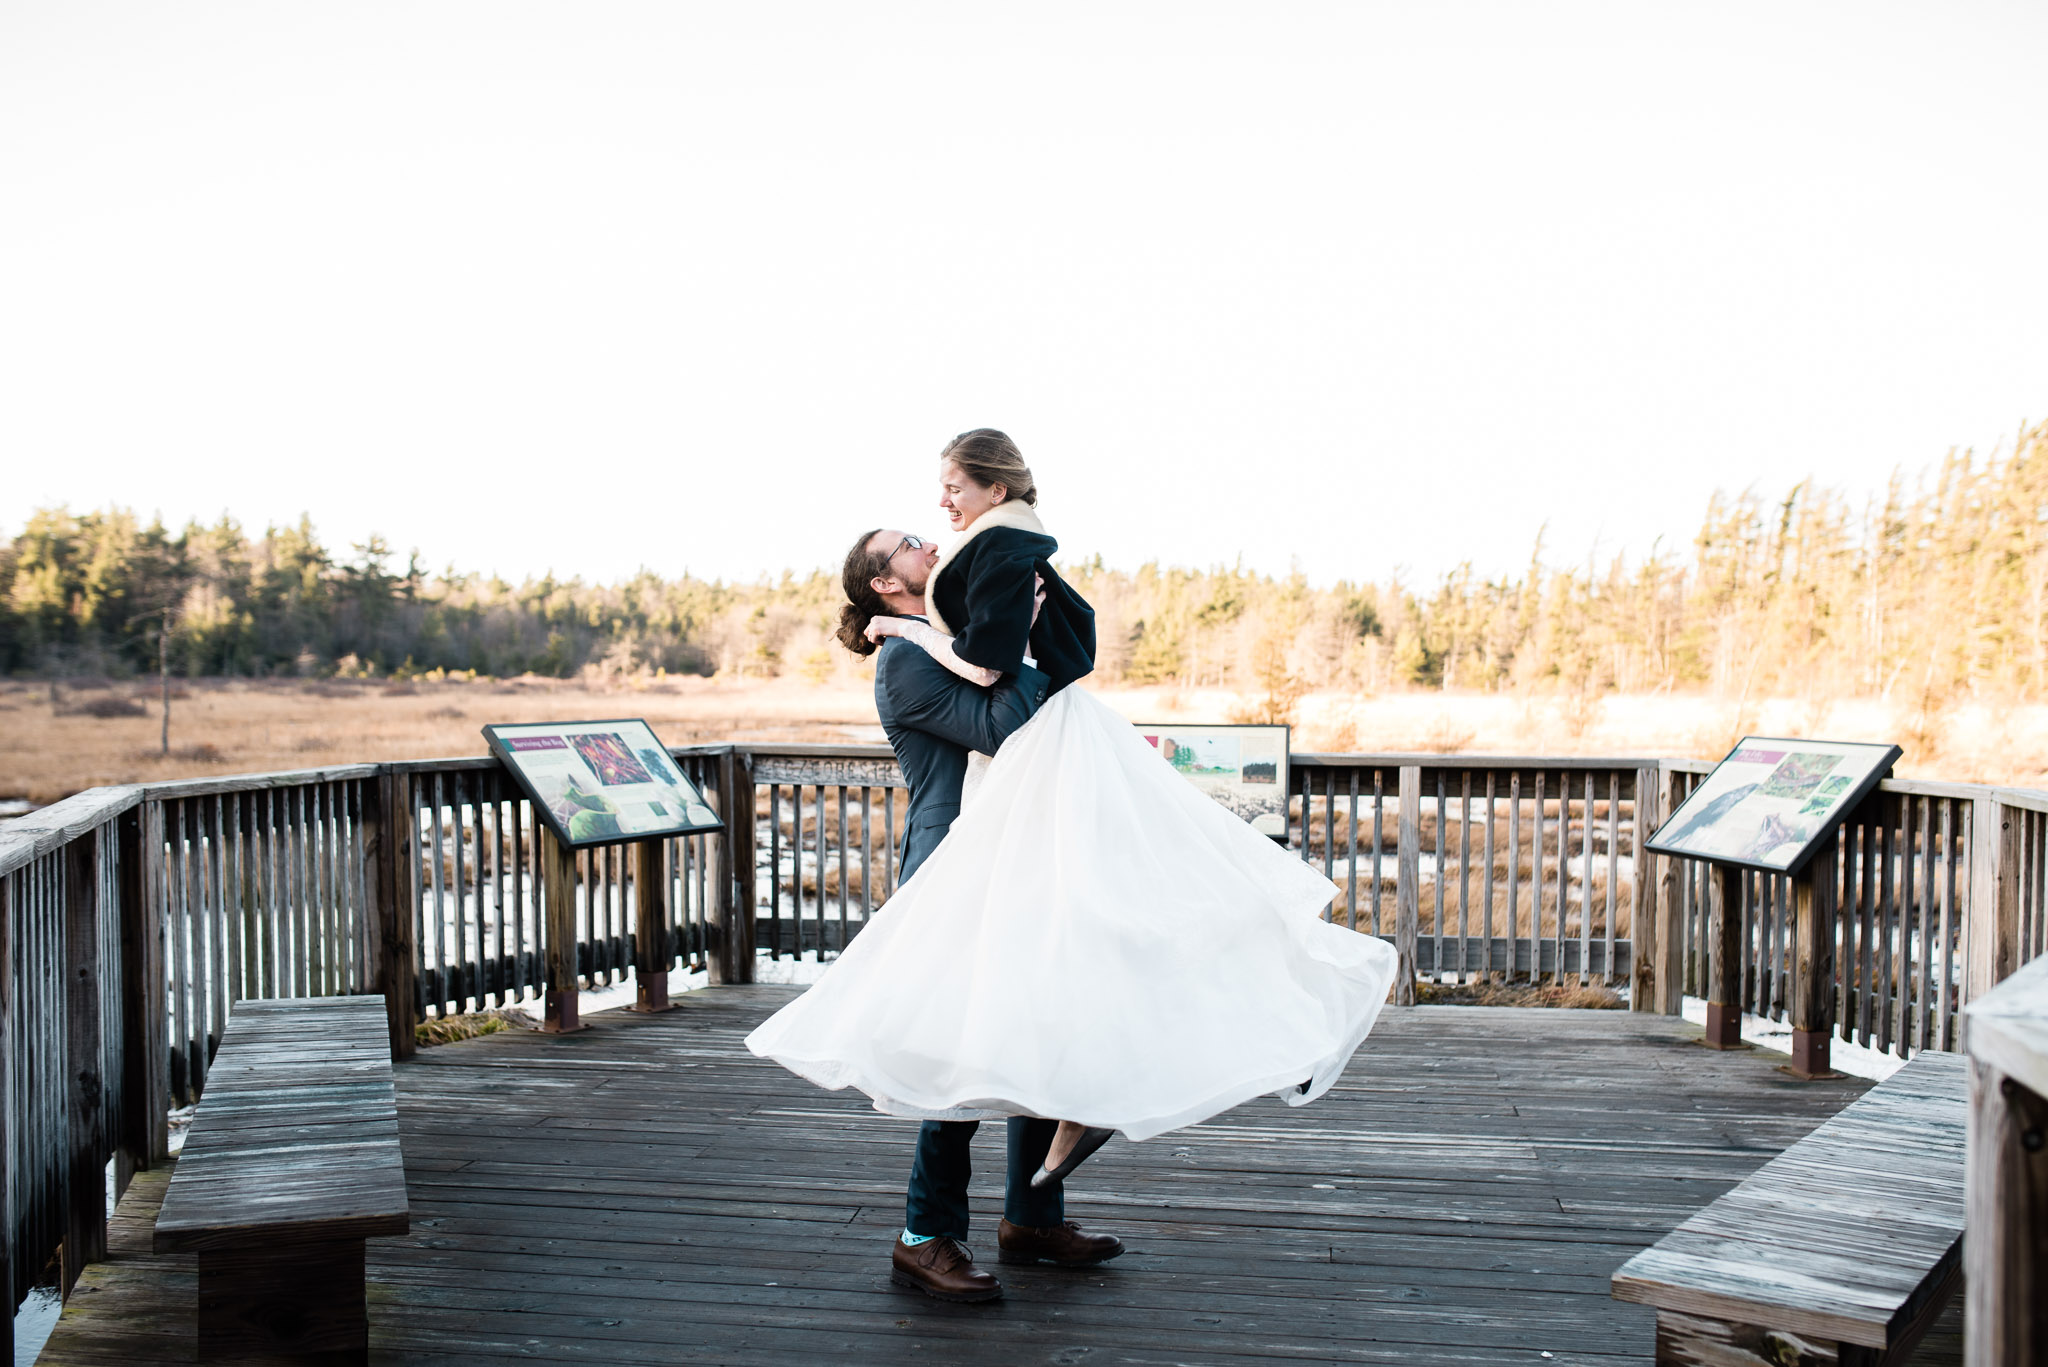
1416,981,1624,1009
0,675,881,804
12,674,2048,808
414,1006,536,1047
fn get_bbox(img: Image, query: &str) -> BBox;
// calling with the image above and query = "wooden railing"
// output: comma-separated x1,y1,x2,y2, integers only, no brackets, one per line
749,745,902,962
3,741,2048,1352
397,747,736,1025
0,747,751,1349
747,749,1660,1004
1289,756,1655,994
1,786,150,1319
1960,947,2048,1364
151,770,382,1105
1664,762,2046,1062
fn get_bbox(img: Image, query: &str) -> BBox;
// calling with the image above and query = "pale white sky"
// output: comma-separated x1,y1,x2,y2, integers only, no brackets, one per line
4,2,2044,588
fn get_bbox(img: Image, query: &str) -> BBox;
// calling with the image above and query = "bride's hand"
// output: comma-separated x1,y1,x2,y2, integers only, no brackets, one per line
1031,574,1046,628
865,616,907,643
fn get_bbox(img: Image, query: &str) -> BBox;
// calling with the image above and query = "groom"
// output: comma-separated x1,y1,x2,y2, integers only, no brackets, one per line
853,527,1124,1303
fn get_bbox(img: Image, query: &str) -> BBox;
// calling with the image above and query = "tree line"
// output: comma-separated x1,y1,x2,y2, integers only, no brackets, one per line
5,420,2043,712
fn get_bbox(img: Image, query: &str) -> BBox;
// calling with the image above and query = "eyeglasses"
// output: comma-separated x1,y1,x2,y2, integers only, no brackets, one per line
888,534,927,561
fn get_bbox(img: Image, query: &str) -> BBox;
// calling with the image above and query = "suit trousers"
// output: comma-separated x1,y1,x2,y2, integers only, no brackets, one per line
905,1116,1062,1239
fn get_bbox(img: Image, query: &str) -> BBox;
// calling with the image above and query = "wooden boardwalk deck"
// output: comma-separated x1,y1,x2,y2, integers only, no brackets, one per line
39,988,1964,1365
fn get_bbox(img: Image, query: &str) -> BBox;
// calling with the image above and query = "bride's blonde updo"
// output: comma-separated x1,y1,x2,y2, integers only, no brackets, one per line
941,429,1038,507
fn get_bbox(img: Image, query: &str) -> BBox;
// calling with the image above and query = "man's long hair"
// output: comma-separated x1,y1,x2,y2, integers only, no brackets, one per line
836,528,891,657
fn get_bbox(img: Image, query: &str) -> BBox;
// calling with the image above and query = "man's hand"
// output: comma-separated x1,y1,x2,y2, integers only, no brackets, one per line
1031,573,1047,628
865,616,908,643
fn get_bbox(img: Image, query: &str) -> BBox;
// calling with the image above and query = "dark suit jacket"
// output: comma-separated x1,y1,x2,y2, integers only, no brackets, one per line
874,628,1049,881
930,525,1095,695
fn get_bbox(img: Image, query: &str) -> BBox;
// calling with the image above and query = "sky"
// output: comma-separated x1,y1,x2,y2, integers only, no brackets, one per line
3,2,2045,589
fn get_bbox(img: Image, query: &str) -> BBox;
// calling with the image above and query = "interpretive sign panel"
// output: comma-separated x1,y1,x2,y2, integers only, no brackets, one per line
1645,735,1901,876
1135,723,1290,840
482,718,723,850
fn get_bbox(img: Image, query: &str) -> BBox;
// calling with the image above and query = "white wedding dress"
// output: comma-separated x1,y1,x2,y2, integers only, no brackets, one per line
744,684,1400,1143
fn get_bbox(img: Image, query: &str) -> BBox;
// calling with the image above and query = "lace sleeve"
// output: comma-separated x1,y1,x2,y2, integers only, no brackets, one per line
894,619,1001,687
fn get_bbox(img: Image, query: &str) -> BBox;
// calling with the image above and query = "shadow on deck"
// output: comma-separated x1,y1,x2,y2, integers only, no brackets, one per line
39,988,1963,1365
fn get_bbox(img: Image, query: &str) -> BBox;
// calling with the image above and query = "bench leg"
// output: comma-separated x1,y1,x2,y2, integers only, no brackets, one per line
198,1237,367,1361
1655,1299,1955,1367
1657,1310,1845,1365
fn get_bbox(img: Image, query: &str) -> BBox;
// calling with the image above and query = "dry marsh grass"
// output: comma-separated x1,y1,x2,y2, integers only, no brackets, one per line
0,675,882,804
8,675,2048,807
414,1007,536,1047
1416,981,1625,1009
1284,690,2048,785
1328,879,1632,943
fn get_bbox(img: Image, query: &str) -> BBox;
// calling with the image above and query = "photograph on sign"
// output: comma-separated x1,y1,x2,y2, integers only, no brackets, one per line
483,719,723,850
1134,723,1289,839
1644,736,1902,875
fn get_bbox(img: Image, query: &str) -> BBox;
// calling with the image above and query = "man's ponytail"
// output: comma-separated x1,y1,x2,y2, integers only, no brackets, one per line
837,529,891,657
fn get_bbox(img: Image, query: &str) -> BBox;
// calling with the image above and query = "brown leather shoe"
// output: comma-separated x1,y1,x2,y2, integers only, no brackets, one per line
890,1236,1004,1302
996,1219,1125,1267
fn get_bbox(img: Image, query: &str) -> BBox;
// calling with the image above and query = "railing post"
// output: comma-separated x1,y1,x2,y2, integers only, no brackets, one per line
1788,834,1839,1078
707,749,756,986
630,838,673,1012
61,827,107,1294
539,829,583,1032
1394,765,1420,1005
365,772,417,1062
138,802,170,1163
1965,1059,2048,1365
732,750,757,981
1967,795,2021,1003
1703,862,1745,1048
114,807,162,1189
1655,767,1687,1013
1629,765,1682,1014
1962,953,2048,1366
1,867,15,1349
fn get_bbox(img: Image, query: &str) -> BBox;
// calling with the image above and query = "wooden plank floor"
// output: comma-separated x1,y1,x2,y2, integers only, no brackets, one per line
39,988,1965,1365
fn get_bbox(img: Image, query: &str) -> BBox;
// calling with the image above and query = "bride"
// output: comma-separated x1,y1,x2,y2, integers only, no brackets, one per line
745,429,1398,1184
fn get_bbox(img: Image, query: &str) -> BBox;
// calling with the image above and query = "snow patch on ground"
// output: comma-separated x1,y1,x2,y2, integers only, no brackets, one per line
579,952,836,1016
1680,995,1907,1080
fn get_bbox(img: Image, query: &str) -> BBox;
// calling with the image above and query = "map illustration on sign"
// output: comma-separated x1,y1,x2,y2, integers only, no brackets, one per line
483,719,724,850
1134,723,1289,839
1644,736,1901,876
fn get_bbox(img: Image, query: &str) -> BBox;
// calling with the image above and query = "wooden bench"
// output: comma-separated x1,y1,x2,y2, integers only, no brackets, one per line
1612,1050,1966,1367
152,995,409,1361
